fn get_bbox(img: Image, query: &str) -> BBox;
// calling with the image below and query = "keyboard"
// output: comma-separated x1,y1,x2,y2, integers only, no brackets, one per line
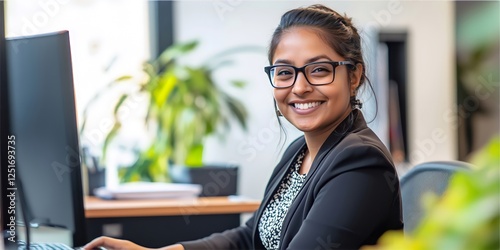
17,241,73,250
17,241,104,250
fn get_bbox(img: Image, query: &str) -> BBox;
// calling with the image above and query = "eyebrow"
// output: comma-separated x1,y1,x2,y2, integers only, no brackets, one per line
273,55,333,65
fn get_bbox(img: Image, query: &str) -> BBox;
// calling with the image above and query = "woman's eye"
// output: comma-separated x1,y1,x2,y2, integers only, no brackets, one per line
312,67,330,73
277,69,293,75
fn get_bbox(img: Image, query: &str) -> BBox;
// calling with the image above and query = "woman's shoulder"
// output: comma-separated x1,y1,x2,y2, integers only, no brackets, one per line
342,126,390,155
321,128,396,174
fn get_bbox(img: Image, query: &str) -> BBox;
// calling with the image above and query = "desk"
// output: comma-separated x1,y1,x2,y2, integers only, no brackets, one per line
84,196,260,248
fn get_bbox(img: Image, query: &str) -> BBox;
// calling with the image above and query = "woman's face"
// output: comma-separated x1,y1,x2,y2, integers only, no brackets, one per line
272,27,361,135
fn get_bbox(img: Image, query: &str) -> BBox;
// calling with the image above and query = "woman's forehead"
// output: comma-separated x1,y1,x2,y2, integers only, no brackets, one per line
272,27,342,65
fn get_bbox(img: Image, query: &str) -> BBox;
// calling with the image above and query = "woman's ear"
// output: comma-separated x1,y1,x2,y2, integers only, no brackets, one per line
350,63,363,95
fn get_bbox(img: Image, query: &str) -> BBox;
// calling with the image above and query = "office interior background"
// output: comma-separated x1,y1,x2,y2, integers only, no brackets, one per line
4,0,499,200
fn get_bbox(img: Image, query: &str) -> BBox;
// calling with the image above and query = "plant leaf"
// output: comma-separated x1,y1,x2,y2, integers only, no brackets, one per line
185,144,204,167
157,40,198,66
113,94,129,117
231,80,246,88
223,94,248,130
153,70,177,107
101,122,121,162
113,75,133,83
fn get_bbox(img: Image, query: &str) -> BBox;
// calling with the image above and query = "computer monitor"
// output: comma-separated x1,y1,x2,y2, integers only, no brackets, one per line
3,30,87,247
1,3,17,249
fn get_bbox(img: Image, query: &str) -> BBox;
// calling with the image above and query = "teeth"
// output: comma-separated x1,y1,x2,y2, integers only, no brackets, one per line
294,102,321,110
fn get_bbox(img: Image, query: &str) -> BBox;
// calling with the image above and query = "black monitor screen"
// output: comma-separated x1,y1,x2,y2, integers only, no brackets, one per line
0,3,15,248
5,31,86,246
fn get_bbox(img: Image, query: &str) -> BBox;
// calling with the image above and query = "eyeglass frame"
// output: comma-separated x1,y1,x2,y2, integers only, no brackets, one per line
264,60,355,89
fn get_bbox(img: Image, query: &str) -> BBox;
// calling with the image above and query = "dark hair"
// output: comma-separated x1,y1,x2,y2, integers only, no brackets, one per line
269,5,378,148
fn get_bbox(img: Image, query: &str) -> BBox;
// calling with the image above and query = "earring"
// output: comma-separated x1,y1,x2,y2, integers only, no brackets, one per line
273,98,283,116
350,96,362,109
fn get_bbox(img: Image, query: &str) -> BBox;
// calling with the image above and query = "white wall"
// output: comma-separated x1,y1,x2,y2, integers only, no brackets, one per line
175,0,456,199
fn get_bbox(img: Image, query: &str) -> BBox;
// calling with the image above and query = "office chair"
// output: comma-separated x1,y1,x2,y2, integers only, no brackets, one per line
400,161,473,234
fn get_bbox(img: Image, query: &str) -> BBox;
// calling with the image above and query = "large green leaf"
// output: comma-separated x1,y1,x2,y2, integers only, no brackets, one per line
185,144,204,167
153,70,177,107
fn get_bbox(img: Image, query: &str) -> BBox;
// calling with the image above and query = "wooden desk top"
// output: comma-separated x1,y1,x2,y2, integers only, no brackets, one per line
85,196,261,218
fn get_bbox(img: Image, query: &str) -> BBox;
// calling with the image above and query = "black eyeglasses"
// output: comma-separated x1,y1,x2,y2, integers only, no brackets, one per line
264,61,354,89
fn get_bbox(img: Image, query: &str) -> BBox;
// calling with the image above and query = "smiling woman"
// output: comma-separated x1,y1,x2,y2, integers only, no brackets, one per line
270,26,361,173
84,4,403,250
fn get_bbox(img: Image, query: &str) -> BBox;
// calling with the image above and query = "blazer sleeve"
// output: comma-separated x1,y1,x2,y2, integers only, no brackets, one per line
286,143,398,249
179,214,256,250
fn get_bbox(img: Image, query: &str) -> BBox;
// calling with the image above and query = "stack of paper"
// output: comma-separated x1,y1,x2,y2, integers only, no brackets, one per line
94,182,202,200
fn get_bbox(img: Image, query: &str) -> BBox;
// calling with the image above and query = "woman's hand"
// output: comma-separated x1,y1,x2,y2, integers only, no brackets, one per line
83,236,185,250
83,236,149,250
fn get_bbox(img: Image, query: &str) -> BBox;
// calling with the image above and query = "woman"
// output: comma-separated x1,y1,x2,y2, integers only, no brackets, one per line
84,4,403,250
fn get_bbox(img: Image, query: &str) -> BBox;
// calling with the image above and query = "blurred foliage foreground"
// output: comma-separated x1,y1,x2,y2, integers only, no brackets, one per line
372,136,499,250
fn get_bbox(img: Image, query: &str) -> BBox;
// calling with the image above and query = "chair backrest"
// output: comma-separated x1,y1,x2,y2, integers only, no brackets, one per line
400,161,473,234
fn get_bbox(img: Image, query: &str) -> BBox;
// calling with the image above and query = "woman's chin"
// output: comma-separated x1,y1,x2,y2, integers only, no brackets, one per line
291,122,317,132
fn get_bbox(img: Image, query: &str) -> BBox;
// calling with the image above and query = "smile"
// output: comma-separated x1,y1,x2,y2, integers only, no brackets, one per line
292,102,323,110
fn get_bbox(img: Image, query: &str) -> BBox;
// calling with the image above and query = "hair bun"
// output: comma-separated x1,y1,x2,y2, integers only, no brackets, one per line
306,4,353,31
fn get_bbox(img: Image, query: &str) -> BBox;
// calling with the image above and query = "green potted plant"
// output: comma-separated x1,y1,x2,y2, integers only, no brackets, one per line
81,40,248,192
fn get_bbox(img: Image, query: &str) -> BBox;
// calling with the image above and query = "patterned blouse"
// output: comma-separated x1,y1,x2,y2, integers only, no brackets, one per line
258,148,308,250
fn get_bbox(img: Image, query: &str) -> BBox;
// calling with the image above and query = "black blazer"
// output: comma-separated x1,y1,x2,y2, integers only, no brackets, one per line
181,110,403,249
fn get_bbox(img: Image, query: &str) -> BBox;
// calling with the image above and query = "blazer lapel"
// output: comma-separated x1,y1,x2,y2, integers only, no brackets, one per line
252,136,306,248
303,110,363,185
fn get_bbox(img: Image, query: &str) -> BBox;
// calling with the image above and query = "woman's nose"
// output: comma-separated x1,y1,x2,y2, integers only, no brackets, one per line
292,72,313,95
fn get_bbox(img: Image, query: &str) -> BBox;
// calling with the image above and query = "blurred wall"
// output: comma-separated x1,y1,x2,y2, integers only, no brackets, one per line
174,0,456,199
